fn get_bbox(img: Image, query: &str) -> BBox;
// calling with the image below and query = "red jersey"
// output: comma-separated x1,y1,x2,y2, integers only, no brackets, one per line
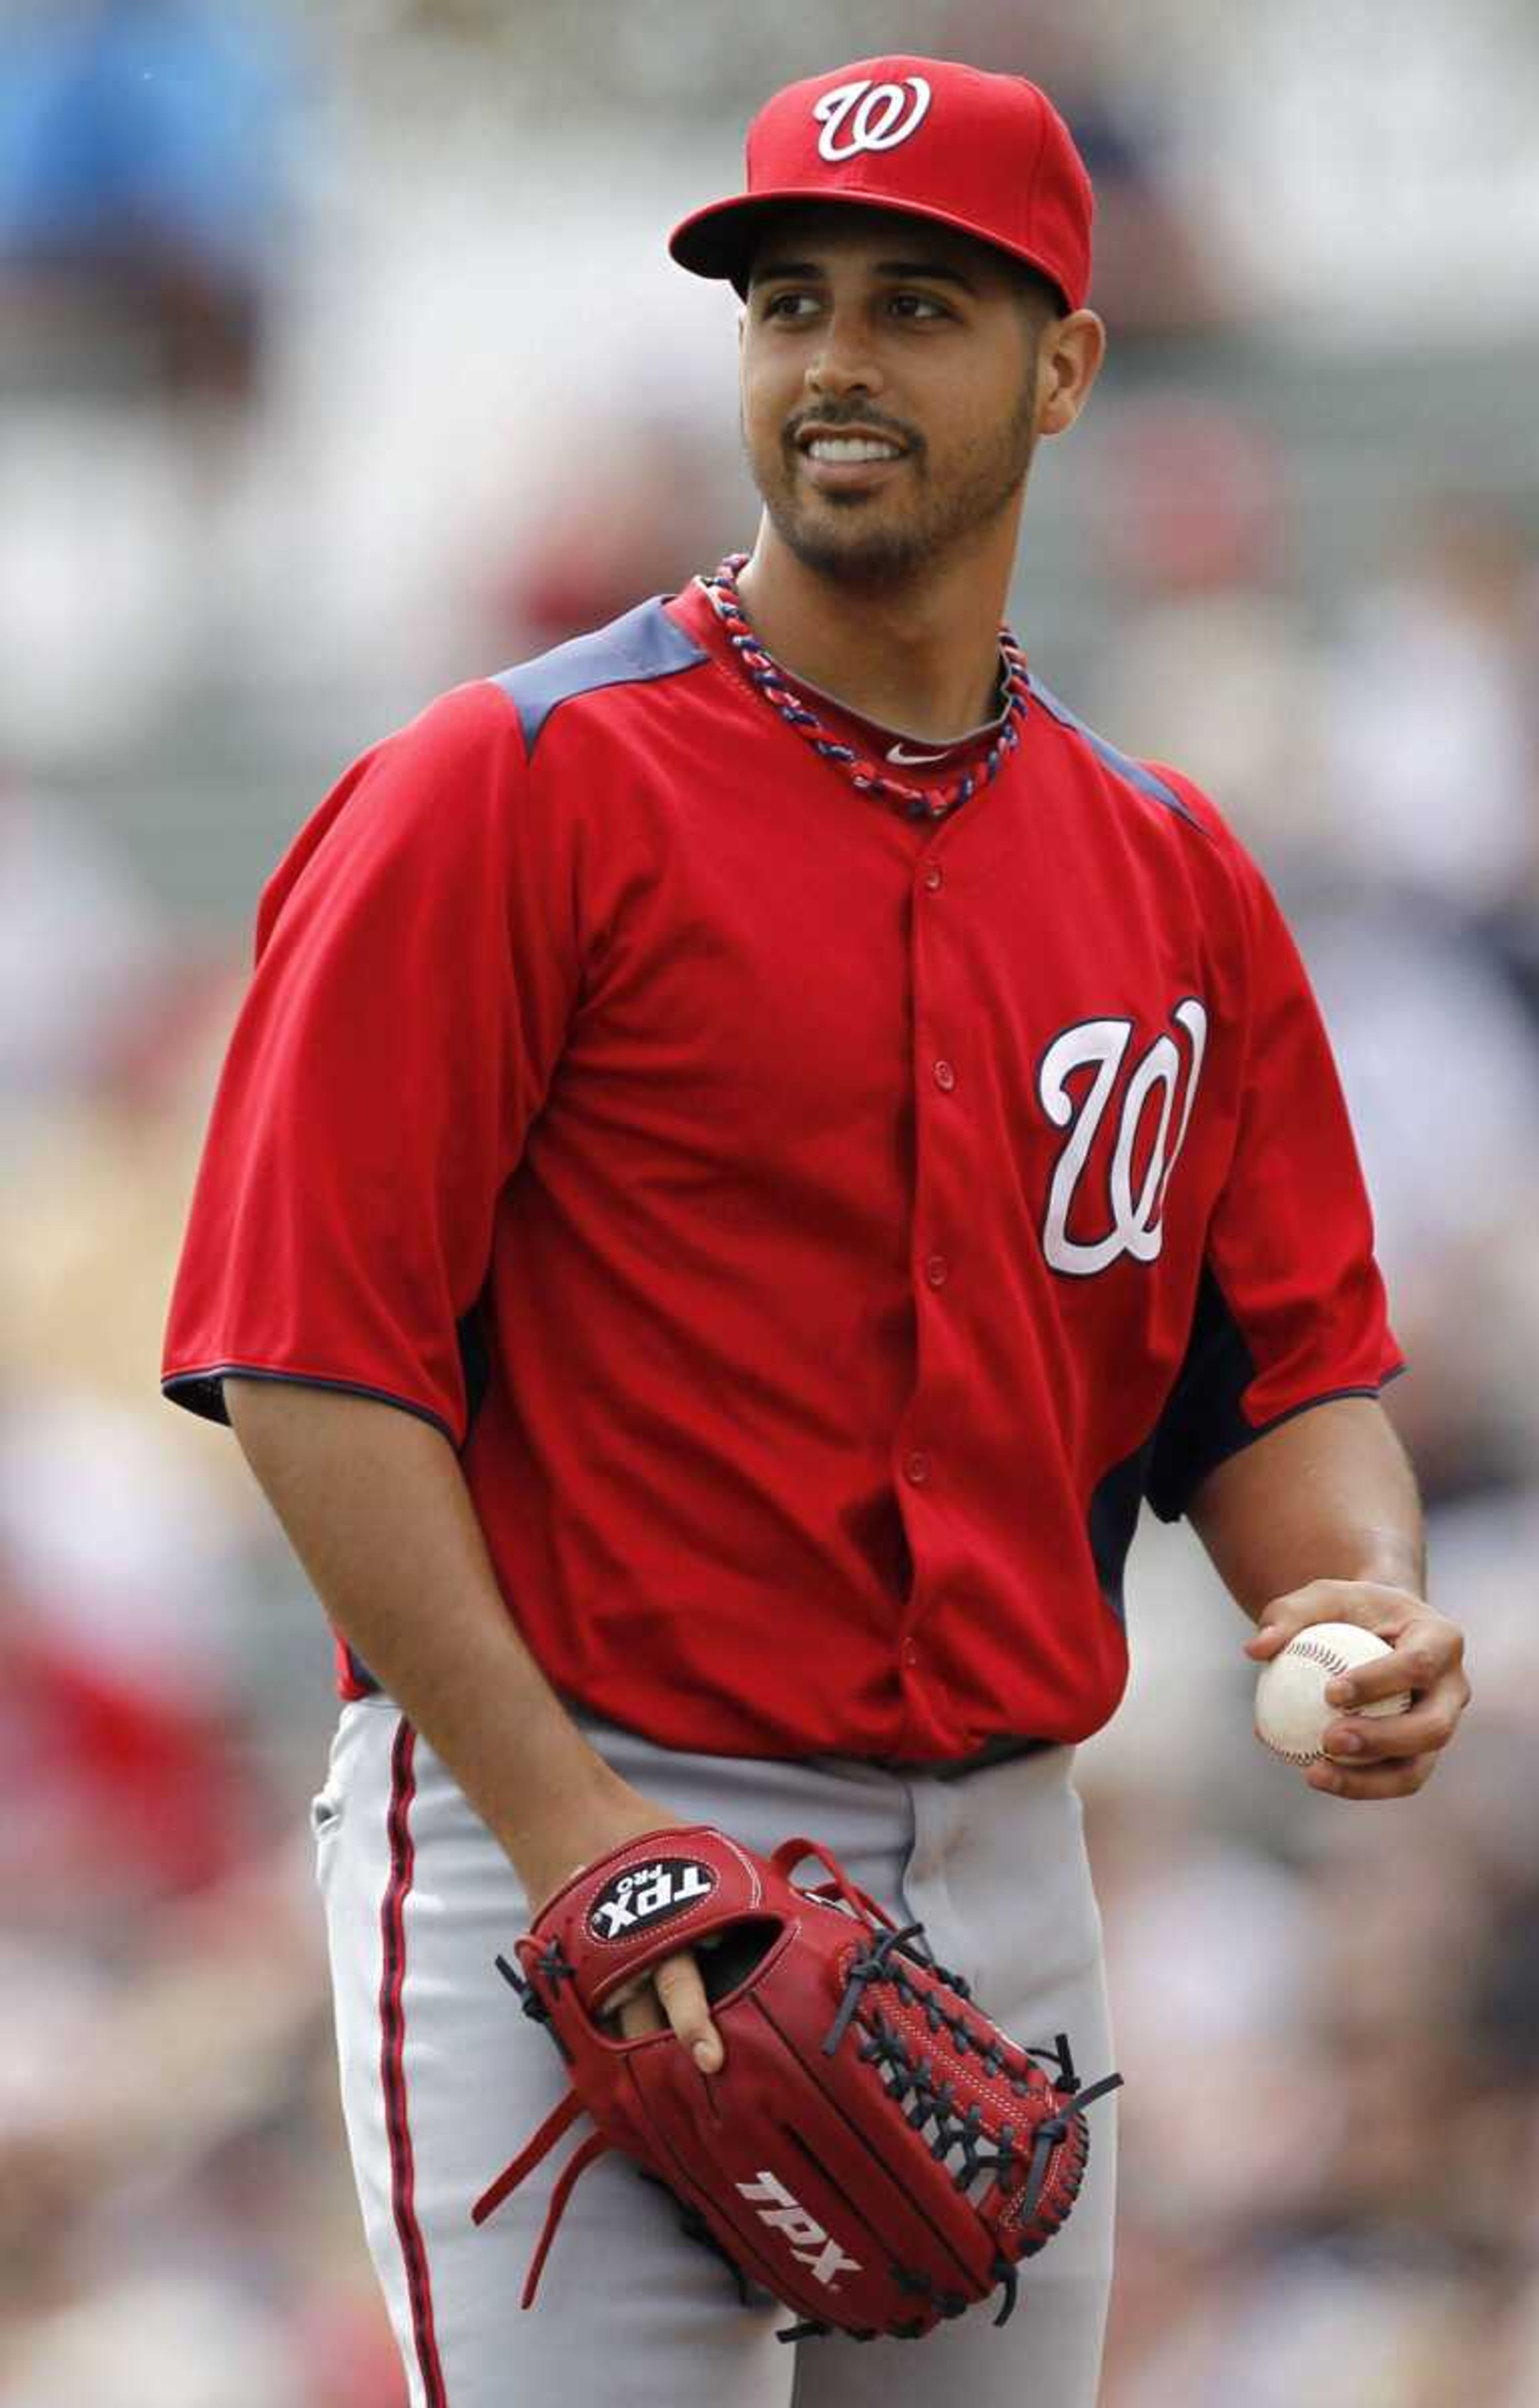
164,578,1401,1762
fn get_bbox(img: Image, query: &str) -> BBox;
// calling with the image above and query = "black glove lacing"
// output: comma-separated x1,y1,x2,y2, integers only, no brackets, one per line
495,1949,574,2062
820,1921,929,2057
819,1916,1123,2321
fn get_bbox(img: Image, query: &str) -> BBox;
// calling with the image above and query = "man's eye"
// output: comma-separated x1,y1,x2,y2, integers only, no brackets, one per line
763,291,817,320
890,293,947,319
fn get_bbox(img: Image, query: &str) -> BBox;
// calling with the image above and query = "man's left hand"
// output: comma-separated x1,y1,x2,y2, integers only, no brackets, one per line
1244,1580,1470,1799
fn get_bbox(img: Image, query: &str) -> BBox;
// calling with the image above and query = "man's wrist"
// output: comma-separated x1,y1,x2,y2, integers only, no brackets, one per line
1339,1533,1425,1596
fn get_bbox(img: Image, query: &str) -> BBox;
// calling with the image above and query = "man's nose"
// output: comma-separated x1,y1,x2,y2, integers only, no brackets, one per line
805,309,884,400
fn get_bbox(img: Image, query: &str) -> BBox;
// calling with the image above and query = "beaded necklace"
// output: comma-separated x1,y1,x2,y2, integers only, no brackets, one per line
699,552,1032,822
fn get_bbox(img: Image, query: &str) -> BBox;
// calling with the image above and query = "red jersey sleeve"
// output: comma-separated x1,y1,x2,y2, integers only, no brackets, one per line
1145,803,1404,1521
163,680,576,1442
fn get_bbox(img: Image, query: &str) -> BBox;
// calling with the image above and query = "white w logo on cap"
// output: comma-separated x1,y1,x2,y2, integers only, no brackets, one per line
813,77,932,163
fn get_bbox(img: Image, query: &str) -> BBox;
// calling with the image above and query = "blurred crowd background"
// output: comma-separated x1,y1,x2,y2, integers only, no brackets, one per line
3,2,1537,2402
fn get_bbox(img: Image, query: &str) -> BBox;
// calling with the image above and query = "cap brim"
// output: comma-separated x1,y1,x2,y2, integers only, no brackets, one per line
669,188,1071,307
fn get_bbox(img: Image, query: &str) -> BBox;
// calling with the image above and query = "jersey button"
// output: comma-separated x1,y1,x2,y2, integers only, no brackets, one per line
900,1637,921,1668
925,1253,949,1288
921,863,944,893
903,1450,931,1487
933,1059,956,1092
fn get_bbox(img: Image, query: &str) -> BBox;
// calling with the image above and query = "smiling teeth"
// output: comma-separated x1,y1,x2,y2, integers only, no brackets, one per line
806,438,901,462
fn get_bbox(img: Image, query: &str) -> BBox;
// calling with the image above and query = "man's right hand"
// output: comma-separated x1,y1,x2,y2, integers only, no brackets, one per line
517,1788,725,2074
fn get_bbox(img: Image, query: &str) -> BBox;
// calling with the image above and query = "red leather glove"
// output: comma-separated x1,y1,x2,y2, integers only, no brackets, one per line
473,1824,1120,2341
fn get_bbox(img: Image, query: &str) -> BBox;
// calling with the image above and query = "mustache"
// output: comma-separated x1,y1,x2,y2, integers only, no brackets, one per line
784,406,923,453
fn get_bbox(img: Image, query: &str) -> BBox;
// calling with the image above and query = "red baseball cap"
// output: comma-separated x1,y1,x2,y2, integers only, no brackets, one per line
669,55,1094,311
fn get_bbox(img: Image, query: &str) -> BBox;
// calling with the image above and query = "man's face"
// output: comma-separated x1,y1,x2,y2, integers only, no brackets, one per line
738,204,1049,586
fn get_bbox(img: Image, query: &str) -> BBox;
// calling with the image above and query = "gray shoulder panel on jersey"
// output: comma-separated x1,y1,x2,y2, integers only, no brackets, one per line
491,598,709,754
1026,672,1209,836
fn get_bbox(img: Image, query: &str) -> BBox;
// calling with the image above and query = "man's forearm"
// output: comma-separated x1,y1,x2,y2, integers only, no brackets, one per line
223,1378,625,1884
226,1377,728,2058
1186,1394,1424,1619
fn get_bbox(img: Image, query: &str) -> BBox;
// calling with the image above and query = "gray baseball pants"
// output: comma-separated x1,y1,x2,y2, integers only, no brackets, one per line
312,1695,1116,2406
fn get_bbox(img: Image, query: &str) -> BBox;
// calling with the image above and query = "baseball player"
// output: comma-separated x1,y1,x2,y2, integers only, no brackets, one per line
163,54,1470,2408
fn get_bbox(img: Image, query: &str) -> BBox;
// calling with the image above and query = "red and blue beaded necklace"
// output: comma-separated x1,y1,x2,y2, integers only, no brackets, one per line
699,551,1032,822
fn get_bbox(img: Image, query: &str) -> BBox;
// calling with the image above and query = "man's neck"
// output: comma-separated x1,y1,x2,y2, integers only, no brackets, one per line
733,521,1018,745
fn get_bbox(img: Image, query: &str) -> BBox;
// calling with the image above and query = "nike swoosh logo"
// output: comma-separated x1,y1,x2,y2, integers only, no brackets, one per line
886,741,951,766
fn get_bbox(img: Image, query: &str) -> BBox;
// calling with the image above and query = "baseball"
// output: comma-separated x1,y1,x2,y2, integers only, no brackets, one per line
1253,1622,1412,1765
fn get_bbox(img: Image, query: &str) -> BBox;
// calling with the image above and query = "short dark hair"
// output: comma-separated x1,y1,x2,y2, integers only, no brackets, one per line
1004,255,1066,327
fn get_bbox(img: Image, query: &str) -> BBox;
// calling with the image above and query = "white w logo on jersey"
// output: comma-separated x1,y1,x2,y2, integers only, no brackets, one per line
1038,998,1208,1276
813,77,932,162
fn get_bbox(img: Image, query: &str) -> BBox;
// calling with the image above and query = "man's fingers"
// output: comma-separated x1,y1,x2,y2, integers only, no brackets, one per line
1247,1592,1470,1721
1307,1750,1440,1800
1317,1620,1470,1765
604,1953,725,2069
1320,1705,1445,1771
1326,1641,1468,1714
1243,1578,1415,1654
652,1951,725,2073
614,1984,667,2040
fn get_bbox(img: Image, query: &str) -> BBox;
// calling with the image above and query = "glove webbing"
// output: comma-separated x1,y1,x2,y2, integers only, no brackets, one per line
821,1927,1124,2309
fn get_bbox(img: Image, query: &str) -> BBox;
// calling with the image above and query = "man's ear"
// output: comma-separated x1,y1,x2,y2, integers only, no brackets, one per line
1037,310,1107,439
